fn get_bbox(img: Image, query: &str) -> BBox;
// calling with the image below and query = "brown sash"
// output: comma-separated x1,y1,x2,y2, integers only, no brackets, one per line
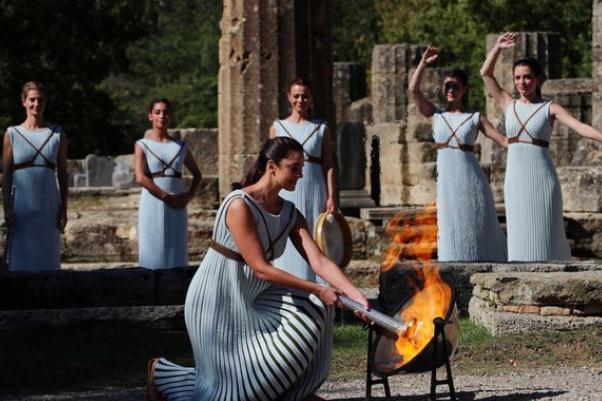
12,127,57,171
275,120,324,164
209,239,245,263
435,112,476,152
508,100,551,148
140,140,185,179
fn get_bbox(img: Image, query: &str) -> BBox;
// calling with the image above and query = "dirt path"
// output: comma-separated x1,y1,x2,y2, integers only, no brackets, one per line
1,367,600,401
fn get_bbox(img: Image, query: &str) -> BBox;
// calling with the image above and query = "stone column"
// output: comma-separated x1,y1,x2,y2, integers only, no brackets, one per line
593,0,602,130
367,44,432,206
333,62,368,197
218,0,335,195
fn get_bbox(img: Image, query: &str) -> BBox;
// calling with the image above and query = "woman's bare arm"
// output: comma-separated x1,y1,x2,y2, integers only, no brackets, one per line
551,103,602,142
288,212,368,308
480,32,516,112
408,46,438,118
479,116,507,147
226,198,342,306
321,127,337,212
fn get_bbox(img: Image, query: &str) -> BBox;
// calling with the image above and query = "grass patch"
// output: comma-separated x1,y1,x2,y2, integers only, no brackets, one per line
1,319,600,394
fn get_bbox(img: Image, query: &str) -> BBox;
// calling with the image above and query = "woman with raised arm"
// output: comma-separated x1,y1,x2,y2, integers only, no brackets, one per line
408,47,507,262
147,137,368,401
481,32,602,261
135,98,202,270
2,81,68,271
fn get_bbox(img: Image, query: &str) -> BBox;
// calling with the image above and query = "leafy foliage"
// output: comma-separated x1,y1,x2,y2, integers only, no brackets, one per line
103,0,221,149
333,0,593,110
0,0,156,157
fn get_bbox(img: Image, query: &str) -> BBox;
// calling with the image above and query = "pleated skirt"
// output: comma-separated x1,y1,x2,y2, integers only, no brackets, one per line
504,144,570,261
436,149,507,262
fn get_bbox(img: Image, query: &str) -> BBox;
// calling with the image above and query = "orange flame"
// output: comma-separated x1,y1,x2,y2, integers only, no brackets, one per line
380,205,452,364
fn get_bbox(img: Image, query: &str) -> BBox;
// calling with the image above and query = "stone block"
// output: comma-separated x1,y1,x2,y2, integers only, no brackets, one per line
558,167,602,212
346,216,380,259
112,154,135,189
470,271,602,307
371,44,427,123
469,296,602,336
348,97,373,123
0,305,186,330
333,62,367,122
85,154,115,187
337,122,366,190
171,128,219,176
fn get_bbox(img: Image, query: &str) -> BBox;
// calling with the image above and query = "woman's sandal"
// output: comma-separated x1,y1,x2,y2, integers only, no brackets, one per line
147,358,166,401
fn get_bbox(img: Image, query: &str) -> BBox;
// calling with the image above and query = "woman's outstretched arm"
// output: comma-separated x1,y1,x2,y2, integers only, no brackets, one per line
551,103,602,142
480,32,516,112
288,211,368,308
226,198,344,307
479,116,508,147
408,46,438,118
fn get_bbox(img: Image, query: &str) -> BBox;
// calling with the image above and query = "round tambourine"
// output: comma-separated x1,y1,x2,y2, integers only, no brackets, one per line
313,211,352,269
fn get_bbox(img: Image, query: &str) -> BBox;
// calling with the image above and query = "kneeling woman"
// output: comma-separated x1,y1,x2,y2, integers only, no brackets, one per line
148,137,368,401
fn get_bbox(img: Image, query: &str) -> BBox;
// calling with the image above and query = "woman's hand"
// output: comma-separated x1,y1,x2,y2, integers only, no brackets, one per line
496,32,516,49
314,285,343,307
421,46,439,65
58,208,68,232
168,193,190,209
342,290,372,324
326,197,336,213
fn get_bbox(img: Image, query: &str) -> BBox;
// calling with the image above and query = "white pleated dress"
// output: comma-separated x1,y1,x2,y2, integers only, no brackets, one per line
7,125,62,271
433,111,507,262
153,190,332,401
272,119,333,383
504,100,571,261
137,138,188,269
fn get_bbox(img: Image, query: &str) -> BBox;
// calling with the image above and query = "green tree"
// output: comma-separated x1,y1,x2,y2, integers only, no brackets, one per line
0,0,156,157
103,0,221,146
342,0,594,110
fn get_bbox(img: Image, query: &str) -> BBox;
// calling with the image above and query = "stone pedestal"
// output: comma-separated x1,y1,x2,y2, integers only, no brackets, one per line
470,271,602,335
218,0,335,195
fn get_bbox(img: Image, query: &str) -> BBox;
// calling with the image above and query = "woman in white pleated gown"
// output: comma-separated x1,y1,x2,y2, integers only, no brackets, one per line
481,32,602,261
134,98,202,269
2,81,68,271
269,78,338,382
147,137,368,401
408,47,507,262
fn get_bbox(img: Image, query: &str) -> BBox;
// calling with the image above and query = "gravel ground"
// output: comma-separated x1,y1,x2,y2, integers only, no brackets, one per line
2,367,600,401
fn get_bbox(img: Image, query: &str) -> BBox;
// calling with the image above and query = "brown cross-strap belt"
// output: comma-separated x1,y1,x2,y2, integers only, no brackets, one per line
435,112,476,152
209,239,245,263
435,143,475,152
140,140,185,179
508,100,551,148
12,127,57,171
276,119,324,164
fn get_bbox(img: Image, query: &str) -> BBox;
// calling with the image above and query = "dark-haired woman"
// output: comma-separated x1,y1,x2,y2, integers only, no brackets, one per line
481,33,602,261
147,137,368,401
2,81,68,271
135,98,201,269
268,78,337,382
409,47,507,262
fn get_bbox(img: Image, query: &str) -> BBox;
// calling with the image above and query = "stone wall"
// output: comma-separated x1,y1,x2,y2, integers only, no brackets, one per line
470,270,602,335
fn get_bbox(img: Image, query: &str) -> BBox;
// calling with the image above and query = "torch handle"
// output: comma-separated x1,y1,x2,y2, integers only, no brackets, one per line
339,295,410,336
